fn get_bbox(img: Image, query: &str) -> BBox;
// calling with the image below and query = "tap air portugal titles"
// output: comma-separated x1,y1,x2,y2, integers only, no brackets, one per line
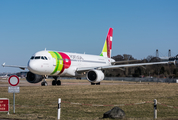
2,28,175,86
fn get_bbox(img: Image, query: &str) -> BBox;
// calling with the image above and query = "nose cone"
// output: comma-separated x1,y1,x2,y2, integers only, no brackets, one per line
27,60,40,74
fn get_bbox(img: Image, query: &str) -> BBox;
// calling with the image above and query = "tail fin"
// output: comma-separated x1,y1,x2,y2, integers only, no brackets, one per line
100,28,113,58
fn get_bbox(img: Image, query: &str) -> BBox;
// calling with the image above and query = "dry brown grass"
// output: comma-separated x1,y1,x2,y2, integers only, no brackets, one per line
0,80,178,120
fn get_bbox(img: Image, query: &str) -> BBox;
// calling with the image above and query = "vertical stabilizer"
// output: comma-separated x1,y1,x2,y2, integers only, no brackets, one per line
100,28,113,58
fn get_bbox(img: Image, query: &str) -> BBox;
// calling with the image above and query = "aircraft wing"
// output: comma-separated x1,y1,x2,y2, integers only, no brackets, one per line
77,61,176,72
2,63,27,70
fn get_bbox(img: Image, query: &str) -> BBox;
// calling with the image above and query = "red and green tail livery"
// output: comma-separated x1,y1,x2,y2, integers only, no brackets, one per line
100,28,113,58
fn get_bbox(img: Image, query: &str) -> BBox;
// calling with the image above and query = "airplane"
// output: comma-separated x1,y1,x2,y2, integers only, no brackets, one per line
0,74,9,79
2,28,176,86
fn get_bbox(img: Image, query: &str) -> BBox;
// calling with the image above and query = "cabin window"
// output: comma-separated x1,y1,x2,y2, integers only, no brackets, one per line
65,59,69,62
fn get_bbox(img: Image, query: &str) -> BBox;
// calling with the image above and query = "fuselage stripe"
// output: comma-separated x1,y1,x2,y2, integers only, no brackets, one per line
49,51,71,75
50,51,64,75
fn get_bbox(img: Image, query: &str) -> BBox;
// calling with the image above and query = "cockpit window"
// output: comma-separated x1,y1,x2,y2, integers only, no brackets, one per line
41,56,45,60
44,56,48,60
35,56,40,59
30,56,48,60
30,56,34,59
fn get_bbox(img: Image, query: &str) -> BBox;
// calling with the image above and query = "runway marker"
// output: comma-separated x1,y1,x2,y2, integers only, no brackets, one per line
58,98,61,120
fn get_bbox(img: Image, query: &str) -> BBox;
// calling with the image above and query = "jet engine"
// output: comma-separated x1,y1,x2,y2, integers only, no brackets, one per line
26,71,43,83
86,70,104,83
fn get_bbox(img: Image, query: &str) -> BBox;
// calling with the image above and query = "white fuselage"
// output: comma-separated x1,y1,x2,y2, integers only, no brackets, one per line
27,50,115,77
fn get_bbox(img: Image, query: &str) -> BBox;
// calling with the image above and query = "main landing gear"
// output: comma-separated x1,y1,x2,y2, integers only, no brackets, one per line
41,76,48,86
52,77,61,86
91,82,100,85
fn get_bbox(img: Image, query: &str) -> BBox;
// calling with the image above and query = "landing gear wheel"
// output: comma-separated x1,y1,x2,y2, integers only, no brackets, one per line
91,83,95,85
91,82,100,85
52,80,57,86
41,81,48,86
96,82,100,85
57,80,61,85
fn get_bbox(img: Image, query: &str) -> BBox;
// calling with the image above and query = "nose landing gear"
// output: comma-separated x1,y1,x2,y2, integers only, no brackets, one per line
41,81,48,86
41,75,48,86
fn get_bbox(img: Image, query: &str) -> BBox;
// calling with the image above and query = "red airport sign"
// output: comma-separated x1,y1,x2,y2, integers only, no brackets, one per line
0,98,9,112
8,75,19,86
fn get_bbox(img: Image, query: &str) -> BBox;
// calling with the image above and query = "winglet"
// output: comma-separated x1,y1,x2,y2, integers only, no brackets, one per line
168,60,177,65
100,28,113,58
2,63,27,70
173,60,177,65
2,63,5,67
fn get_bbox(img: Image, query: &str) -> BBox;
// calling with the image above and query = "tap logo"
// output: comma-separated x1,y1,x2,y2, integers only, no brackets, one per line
49,51,71,75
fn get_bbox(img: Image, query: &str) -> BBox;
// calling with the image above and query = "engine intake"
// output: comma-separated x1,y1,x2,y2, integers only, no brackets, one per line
87,70,104,83
26,71,43,83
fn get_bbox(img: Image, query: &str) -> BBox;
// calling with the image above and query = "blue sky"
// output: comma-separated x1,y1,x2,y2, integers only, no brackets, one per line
0,0,178,73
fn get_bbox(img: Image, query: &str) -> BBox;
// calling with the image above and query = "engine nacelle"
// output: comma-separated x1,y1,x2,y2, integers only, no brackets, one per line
86,70,104,83
26,71,43,83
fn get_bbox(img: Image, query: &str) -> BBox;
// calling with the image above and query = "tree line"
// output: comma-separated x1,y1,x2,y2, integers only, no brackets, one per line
104,54,178,78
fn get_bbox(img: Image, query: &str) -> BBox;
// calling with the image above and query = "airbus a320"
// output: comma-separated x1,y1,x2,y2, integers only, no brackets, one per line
2,28,175,86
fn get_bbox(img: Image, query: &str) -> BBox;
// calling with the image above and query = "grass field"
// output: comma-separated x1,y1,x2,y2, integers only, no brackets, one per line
0,79,178,120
